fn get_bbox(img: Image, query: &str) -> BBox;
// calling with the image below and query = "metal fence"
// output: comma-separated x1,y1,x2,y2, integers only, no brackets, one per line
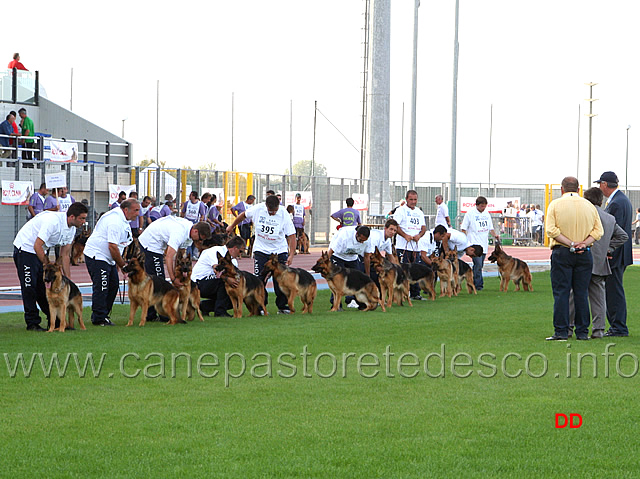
2,161,640,256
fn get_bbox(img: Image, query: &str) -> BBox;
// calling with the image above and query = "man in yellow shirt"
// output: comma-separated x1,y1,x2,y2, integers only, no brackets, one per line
545,176,604,341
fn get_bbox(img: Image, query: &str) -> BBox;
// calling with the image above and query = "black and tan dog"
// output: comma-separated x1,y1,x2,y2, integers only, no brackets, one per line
311,251,385,312
175,248,204,322
456,259,477,295
369,247,412,308
296,231,311,255
260,253,317,313
388,246,436,301
122,252,182,326
215,251,268,317
43,258,85,332
70,228,91,266
445,248,460,295
430,254,455,298
487,242,533,292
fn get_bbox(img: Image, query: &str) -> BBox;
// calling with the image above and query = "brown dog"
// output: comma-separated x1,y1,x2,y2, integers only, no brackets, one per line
175,248,204,322
311,251,385,312
70,229,91,266
430,254,455,298
487,242,533,292
296,231,311,255
369,247,412,308
122,253,182,326
43,258,85,332
260,253,317,313
444,248,461,295
456,259,477,295
215,251,268,317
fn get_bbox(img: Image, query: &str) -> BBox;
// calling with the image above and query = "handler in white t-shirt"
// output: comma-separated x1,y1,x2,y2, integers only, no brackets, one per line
435,194,451,228
13,203,88,331
433,225,483,260
84,199,139,326
394,190,427,299
461,196,499,291
226,195,296,314
363,219,397,275
418,229,439,265
192,236,245,317
327,224,371,308
138,216,212,321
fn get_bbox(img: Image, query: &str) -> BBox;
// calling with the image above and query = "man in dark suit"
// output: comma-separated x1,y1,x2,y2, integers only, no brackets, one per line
596,171,633,337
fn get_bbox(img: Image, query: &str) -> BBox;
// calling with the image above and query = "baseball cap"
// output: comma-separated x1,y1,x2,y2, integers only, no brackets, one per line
295,193,301,198
594,171,618,184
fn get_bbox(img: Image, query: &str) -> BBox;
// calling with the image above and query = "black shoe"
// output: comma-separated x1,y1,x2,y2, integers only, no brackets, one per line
545,335,568,341
214,311,232,318
576,336,590,341
604,330,628,337
93,319,115,326
277,309,292,315
410,295,424,301
26,324,46,332
65,327,75,331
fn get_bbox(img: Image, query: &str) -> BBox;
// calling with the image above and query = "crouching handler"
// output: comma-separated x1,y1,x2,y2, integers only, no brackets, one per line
192,236,245,317
138,216,211,321
327,225,371,309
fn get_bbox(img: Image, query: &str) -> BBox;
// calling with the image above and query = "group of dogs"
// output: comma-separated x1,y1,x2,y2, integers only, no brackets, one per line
41,232,534,331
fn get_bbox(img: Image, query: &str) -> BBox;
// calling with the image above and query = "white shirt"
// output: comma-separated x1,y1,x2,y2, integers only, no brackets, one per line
330,225,368,262
138,216,194,254
184,200,203,222
245,203,295,254
418,230,438,256
84,207,133,265
461,208,493,252
58,195,73,213
192,245,238,281
13,211,76,254
435,203,450,227
528,208,544,227
446,228,471,258
394,204,426,251
365,228,393,255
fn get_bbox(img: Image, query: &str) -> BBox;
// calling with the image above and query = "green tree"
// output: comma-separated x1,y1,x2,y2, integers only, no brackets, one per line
287,160,327,177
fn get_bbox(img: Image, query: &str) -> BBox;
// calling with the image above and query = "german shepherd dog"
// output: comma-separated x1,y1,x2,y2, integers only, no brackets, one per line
43,258,85,332
445,248,460,295
487,242,533,292
296,231,311,255
70,228,91,266
175,248,204,322
456,259,477,295
260,253,317,313
122,252,182,326
369,247,412,308
430,254,455,298
311,251,385,312
389,246,436,301
214,251,268,317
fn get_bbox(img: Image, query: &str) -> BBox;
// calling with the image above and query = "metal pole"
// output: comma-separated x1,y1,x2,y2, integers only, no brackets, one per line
586,82,598,186
450,0,460,207
401,101,405,183
312,101,317,177
488,104,493,187
70,68,73,111
577,104,580,178
359,0,371,181
231,92,235,171
409,0,420,189
156,80,159,164
289,99,293,186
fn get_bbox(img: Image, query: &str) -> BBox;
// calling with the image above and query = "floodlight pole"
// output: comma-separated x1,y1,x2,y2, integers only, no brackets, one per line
585,82,598,185
449,0,460,209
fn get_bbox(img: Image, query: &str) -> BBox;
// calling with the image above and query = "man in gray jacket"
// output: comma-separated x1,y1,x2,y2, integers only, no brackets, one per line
569,187,628,338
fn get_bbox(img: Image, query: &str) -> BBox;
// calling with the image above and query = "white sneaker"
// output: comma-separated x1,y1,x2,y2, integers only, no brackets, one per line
347,300,359,309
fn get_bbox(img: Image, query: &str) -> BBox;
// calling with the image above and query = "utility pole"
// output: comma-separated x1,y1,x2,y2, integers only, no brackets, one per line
585,82,598,185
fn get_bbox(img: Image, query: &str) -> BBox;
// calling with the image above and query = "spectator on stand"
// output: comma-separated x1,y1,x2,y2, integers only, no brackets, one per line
18,108,35,165
8,53,28,70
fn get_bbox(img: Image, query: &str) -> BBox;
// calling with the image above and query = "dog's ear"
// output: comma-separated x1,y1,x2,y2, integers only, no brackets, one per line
42,255,50,265
216,252,224,261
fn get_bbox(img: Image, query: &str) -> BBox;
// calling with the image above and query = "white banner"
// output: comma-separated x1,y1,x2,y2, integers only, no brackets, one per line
45,173,66,189
460,197,521,214
2,180,33,205
108,184,137,206
49,141,79,162
352,193,369,211
284,191,312,208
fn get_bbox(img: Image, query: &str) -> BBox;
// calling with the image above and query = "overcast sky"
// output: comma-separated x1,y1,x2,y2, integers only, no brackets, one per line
10,0,640,186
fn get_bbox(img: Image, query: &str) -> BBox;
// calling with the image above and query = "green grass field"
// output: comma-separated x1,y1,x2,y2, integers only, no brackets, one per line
2,269,640,478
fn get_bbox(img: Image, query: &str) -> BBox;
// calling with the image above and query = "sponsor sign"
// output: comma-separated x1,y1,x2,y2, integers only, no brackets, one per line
1,180,33,205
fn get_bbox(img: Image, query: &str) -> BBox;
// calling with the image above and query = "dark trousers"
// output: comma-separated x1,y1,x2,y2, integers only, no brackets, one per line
140,245,166,320
472,253,486,290
330,256,360,306
254,251,289,311
13,247,49,327
85,256,119,323
550,247,592,338
397,248,421,297
197,276,232,315
605,266,628,335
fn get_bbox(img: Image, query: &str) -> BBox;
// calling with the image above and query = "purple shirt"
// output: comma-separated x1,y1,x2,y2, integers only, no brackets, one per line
110,201,120,210
43,194,75,212
332,207,361,226
28,192,46,219
149,204,171,220
231,201,252,225
181,200,207,223
207,205,220,223
292,203,305,228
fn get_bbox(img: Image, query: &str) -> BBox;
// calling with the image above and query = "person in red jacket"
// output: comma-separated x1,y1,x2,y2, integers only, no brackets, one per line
7,53,28,71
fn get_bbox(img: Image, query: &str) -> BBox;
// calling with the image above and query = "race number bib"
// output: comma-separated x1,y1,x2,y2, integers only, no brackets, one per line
294,204,304,219
475,216,490,233
256,215,282,242
404,211,422,234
